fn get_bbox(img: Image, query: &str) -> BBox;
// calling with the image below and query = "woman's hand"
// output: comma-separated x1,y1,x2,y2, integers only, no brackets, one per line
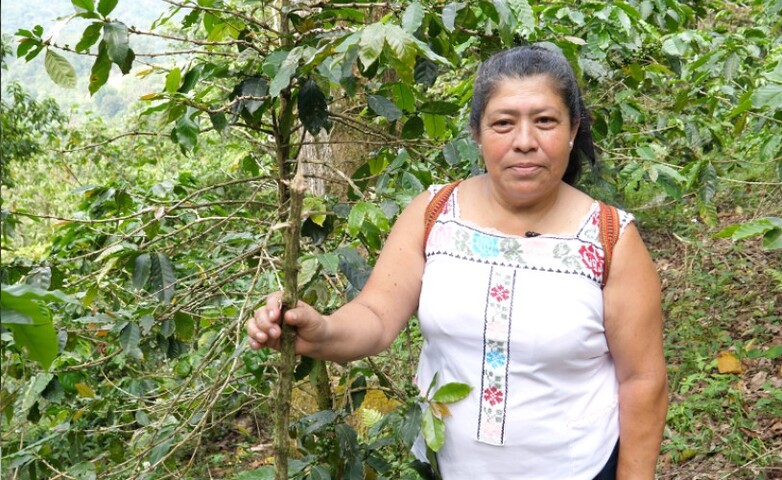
246,292,329,355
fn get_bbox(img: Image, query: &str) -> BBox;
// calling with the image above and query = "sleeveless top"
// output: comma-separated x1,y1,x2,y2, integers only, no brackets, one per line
413,184,635,479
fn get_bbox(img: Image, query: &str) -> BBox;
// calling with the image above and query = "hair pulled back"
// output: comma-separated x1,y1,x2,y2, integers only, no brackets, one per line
469,45,596,185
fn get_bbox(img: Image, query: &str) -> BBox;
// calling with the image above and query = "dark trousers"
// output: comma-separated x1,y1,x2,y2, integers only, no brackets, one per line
592,440,620,480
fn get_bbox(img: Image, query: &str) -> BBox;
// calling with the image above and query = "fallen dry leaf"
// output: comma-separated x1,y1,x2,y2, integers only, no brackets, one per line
717,351,744,374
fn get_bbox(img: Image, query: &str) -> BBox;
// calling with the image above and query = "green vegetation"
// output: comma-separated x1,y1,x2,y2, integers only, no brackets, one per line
1,0,780,479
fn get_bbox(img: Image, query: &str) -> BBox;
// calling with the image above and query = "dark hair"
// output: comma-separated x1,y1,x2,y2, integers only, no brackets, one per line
469,45,596,185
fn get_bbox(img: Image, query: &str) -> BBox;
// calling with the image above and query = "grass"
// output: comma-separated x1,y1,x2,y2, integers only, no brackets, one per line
642,188,782,479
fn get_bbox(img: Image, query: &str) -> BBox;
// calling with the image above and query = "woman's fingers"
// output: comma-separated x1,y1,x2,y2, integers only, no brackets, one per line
246,292,284,350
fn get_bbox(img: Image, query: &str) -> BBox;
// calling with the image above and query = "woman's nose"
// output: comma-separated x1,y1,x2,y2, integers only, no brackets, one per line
511,122,538,152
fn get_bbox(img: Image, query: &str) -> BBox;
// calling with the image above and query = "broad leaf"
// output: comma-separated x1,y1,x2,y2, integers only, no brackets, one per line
119,322,141,352
89,41,112,95
172,111,199,152
414,58,438,87
97,0,118,16
751,84,782,111
358,23,385,67
431,382,472,403
72,0,95,13
298,78,329,135
402,2,425,34
103,22,130,67
75,22,102,52
165,67,181,93
133,253,151,290
421,407,446,452
367,94,402,121
44,49,77,88
442,3,466,32
149,252,177,303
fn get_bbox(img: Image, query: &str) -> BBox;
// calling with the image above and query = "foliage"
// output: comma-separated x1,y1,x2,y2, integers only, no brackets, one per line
1,0,781,479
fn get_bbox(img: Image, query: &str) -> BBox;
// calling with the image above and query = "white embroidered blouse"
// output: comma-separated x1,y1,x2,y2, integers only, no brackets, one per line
413,184,635,479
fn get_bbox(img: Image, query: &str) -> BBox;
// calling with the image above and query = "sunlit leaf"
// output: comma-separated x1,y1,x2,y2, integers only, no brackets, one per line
97,0,118,16
44,49,77,88
442,3,466,32
165,67,181,93
89,41,112,95
402,2,424,34
431,382,472,403
74,383,95,398
72,0,95,13
103,21,130,66
76,22,102,52
421,407,446,452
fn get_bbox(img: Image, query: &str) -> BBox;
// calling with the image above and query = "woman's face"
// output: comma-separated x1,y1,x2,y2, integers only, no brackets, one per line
476,75,578,205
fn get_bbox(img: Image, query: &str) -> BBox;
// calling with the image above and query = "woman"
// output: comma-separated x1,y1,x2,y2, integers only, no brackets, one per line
247,45,668,479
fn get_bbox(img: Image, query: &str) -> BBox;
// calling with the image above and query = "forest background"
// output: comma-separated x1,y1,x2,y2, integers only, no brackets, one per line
1,0,781,479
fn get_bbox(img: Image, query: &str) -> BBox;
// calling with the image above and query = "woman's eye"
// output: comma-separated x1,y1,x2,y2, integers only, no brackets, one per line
537,117,556,125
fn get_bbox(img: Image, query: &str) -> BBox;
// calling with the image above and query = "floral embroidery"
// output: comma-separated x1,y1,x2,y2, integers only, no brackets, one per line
490,285,510,302
472,232,500,258
499,238,524,262
482,386,504,406
478,269,514,446
486,348,507,368
579,244,604,277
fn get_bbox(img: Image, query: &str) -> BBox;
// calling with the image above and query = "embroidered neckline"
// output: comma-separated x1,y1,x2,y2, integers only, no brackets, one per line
447,185,599,241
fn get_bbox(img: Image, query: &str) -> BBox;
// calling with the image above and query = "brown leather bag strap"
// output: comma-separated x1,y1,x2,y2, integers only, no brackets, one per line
423,180,462,253
598,201,621,289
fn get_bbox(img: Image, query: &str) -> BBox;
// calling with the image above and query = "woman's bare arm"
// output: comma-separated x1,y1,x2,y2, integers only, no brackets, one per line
603,223,668,479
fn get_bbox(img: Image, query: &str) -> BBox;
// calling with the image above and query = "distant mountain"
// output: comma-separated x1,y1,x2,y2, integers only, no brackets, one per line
1,0,174,118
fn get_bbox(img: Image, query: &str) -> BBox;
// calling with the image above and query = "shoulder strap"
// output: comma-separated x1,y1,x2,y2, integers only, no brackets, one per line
598,201,621,289
423,180,462,253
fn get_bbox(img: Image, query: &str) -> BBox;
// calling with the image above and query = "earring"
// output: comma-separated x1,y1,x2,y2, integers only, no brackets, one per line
569,140,574,148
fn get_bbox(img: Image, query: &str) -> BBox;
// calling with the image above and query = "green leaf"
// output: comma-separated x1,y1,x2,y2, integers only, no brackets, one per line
209,112,228,133
421,407,446,452
149,252,176,303
1,284,78,306
6,323,58,370
133,253,151,290
89,41,112,95
422,112,447,139
414,58,438,87
509,0,535,29
298,78,329,136
165,67,181,93
269,63,295,98
368,94,402,121
731,219,776,241
44,49,77,88
359,23,386,67
751,84,782,111
76,22,102,52
763,228,782,250
347,202,369,237
238,76,268,115
172,111,199,152
233,468,275,480
103,21,130,66
419,101,460,115
402,2,425,34
97,0,118,16
19,374,54,415
442,3,466,32
72,0,95,13
431,382,472,403
119,322,141,353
